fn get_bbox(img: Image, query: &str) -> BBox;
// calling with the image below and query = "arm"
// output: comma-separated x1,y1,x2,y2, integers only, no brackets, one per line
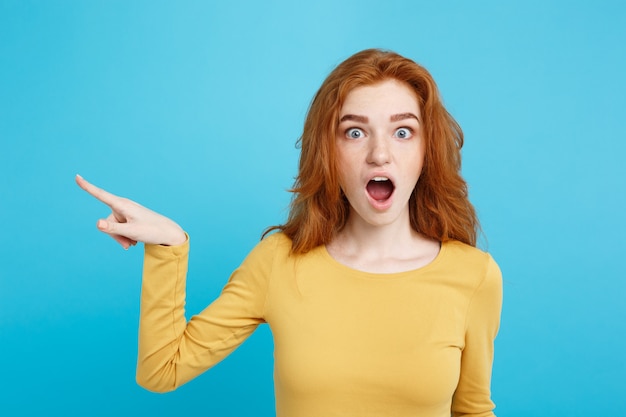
136,237,273,392
452,255,503,417
76,175,271,391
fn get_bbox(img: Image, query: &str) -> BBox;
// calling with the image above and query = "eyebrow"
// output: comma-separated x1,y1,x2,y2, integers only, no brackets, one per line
339,113,420,123
390,112,420,123
339,114,368,123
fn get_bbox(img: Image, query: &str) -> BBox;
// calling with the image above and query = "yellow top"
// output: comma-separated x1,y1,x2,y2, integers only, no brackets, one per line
136,232,502,417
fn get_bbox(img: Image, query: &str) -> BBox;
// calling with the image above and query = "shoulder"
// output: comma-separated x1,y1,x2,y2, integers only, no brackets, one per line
439,240,502,291
256,231,293,254
240,231,293,267
442,240,499,270
439,242,502,331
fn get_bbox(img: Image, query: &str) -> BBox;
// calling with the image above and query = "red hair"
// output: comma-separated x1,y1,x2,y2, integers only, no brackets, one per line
266,49,479,253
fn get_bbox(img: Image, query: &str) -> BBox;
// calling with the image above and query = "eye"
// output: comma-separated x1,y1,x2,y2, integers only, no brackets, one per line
346,128,364,139
394,127,413,139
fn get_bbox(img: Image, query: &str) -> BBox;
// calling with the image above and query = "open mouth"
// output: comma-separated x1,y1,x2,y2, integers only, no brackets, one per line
366,177,395,202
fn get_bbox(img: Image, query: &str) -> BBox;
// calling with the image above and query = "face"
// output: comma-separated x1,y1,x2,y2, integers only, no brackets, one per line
336,79,425,229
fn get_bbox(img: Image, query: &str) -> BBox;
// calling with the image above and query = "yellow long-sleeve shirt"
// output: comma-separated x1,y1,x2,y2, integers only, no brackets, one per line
137,232,502,417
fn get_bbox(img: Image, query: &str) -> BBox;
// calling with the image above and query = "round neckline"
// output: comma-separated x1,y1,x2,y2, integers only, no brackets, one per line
319,240,448,280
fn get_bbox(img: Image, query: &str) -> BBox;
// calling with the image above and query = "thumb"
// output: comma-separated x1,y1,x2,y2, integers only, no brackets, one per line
96,219,137,250
97,219,129,237
96,219,110,232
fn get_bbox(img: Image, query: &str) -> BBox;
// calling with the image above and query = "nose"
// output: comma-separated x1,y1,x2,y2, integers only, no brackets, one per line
366,134,391,166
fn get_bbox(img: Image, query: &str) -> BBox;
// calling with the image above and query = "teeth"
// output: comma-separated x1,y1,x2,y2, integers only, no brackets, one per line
372,176,389,181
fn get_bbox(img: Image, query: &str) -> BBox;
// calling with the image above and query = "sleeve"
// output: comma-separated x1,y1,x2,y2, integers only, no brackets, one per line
451,255,503,417
135,235,276,393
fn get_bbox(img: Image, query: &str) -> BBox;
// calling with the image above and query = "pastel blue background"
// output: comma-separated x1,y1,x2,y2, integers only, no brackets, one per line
1,1,625,416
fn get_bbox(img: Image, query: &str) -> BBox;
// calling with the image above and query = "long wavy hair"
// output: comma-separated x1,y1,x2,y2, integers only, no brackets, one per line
265,48,479,253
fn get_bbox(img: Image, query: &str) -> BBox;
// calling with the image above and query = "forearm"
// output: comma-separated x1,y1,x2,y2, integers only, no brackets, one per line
136,240,189,392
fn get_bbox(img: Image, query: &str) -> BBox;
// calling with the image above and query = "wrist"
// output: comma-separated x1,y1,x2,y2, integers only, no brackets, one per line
162,229,187,247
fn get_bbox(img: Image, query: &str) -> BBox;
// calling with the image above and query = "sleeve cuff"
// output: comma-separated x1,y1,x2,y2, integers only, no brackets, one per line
144,232,190,258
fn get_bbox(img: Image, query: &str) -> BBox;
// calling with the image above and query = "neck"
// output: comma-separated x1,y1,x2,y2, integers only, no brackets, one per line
337,213,418,258
327,210,441,273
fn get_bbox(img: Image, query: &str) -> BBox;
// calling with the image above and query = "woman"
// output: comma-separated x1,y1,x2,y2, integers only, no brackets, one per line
77,49,502,417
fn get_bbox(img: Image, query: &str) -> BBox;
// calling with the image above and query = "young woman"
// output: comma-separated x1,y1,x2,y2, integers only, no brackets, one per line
77,49,502,417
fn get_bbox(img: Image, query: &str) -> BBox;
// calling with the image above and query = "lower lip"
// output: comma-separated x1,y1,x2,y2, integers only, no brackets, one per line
366,190,394,211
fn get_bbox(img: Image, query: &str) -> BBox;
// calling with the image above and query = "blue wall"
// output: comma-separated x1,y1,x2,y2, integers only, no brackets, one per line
1,1,625,415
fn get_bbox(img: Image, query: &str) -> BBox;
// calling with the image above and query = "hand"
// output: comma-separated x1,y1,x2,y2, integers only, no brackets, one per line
75,174,187,249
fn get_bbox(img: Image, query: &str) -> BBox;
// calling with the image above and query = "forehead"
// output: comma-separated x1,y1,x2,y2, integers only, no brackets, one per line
340,79,420,116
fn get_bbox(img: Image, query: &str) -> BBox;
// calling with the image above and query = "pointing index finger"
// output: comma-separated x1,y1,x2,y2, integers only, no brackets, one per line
75,174,120,207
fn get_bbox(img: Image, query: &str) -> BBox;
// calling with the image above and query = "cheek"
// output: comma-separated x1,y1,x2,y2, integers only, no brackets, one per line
337,169,354,193
335,150,355,184
401,150,425,185
411,144,426,173
336,170,362,201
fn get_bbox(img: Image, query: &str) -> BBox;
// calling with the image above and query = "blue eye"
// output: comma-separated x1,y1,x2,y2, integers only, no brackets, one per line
394,127,412,139
346,128,364,139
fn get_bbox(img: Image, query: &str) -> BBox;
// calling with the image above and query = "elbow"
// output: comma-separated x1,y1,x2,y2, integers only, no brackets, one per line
136,369,177,394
